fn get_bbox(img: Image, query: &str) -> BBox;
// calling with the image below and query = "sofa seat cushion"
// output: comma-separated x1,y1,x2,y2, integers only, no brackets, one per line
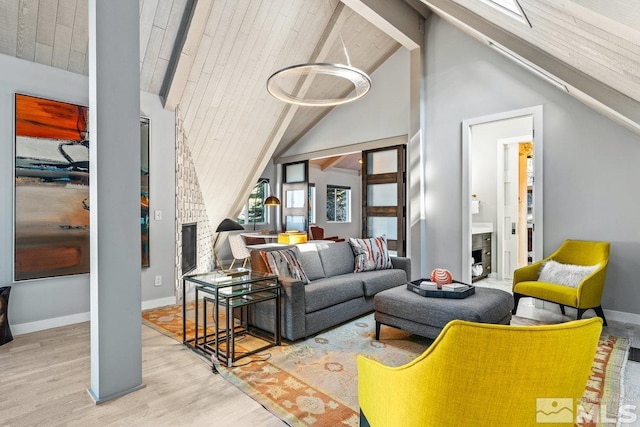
304,276,364,313
357,269,408,296
318,242,356,277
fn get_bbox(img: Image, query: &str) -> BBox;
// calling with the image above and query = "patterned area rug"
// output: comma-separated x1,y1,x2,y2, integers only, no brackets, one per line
142,304,629,427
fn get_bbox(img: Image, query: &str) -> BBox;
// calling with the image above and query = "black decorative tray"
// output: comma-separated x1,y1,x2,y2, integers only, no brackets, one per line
407,279,475,299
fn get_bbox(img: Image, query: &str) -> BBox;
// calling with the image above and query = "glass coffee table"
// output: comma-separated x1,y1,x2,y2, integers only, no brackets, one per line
182,269,281,367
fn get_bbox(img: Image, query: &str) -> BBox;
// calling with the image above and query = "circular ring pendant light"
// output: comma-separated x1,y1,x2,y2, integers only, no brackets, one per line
266,62,372,107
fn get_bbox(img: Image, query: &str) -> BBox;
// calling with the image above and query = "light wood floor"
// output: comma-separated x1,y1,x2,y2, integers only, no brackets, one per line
0,323,286,426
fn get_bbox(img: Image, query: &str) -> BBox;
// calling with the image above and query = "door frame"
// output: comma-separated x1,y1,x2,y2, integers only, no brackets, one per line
362,145,407,256
496,136,531,280
461,105,543,284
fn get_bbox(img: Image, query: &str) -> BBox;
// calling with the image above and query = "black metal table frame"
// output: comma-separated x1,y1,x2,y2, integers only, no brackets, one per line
182,273,281,367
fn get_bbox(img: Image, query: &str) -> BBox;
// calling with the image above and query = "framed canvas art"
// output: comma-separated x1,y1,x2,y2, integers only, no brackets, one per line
140,117,150,267
14,94,90,281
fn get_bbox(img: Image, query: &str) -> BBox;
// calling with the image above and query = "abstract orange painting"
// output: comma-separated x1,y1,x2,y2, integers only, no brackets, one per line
14,94,90,281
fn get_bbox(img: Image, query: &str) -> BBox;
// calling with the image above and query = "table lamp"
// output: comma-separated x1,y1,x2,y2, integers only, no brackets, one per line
213,218,244,270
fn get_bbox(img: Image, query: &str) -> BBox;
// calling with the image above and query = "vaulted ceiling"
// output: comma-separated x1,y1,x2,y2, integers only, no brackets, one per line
1,0,639,230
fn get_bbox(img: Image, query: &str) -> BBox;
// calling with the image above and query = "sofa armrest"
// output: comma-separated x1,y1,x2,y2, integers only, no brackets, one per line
277,276,307,341
390,256,411,281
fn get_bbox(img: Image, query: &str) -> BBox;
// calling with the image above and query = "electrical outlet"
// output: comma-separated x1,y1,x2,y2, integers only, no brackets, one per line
154,275,162,286
154,210,162,221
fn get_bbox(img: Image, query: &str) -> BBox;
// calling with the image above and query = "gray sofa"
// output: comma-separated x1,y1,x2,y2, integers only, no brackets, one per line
249,241,411,341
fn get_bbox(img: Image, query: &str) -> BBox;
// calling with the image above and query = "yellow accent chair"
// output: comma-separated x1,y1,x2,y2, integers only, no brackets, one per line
358,318,602,427
512,239,610,325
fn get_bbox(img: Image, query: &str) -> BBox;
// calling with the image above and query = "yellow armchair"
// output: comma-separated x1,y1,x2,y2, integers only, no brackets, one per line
358,318,602,427
512,239,610,325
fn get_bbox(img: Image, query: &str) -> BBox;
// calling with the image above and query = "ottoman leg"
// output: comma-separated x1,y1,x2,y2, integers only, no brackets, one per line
375,321,381,340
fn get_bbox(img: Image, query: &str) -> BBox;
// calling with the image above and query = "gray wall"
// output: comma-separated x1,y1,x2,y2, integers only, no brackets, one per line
309,164,362,240
0,54,176,333
424,16,640,316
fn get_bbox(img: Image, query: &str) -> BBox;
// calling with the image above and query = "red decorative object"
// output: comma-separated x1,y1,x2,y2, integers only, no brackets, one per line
430,269,453,288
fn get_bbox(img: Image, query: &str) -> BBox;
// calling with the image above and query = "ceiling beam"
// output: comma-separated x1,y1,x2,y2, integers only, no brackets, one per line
162,0,213,111
320,156,344,171
419,0,640,134
341,0,424,49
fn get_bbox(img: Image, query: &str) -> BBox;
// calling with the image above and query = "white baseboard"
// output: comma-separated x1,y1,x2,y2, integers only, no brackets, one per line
12,296,178,336
141,296,177,311
12,311,90,336
604,309,640,326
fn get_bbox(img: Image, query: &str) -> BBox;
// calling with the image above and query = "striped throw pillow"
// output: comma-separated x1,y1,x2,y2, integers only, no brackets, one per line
349,236,393,273
261,249,309,284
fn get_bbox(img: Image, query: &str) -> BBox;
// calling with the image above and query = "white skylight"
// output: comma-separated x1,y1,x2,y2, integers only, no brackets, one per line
480,0,531,26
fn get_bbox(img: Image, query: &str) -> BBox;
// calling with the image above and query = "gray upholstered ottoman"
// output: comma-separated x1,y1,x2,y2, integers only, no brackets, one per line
374,286,513,340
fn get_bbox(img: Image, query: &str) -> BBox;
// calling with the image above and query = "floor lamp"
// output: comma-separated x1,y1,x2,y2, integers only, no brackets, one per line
213,218,244,270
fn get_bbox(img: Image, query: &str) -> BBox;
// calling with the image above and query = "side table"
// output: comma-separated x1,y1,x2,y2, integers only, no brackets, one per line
182,270,281,367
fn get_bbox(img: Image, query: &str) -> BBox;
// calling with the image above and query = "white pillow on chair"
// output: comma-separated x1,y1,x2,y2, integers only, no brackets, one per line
538,260,598,288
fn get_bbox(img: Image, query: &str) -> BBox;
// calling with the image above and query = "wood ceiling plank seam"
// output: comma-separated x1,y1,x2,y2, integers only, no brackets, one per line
139,0,159,64
56,0,76,28
181,70,211,133
149,57,170,94
140,25,165,92
201,0,243,74
189,2,292,156
237,0,263,37
73,0,87,30
70,0,87,56
518,14,640,97
158,1,187,61
34,41,53,66
293,0,323,33
16,0,38,61
69,25,87,57
67,49,85,74
51,23,72,71
525,3,640,56
178,80,197,130
183,30,211,80
211,0,253,69
153,0,173,29
203,0,233,36
194,5,274,150
532,0,640,45
35,0,57,45
0,0,18,56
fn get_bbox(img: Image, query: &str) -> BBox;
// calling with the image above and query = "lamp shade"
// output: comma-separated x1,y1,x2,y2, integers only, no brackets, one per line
216,218,245,233
264,195,281,207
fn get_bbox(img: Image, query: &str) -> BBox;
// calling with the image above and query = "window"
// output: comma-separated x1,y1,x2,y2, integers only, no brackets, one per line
237,179,269,225
308,183,316,225
327,185,350,222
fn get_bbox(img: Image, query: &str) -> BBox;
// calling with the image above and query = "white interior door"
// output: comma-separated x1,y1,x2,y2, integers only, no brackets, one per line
500,143,519,280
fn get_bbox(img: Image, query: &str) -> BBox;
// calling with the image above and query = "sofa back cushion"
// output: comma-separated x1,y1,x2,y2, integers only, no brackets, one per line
296,244,325,281
318,241,356,277
349,236,393,272
261,248,309,284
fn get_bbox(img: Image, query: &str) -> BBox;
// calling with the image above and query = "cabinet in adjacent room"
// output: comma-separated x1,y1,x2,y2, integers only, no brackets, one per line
471,232,492,282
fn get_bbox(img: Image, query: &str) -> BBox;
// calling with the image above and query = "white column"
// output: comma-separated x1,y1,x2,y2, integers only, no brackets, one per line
88,0,143,403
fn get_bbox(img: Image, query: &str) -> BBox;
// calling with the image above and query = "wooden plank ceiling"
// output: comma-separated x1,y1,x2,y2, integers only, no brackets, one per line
1,0,639,229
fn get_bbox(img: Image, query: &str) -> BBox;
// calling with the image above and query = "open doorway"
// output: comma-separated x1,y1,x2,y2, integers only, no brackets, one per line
461,106,543,284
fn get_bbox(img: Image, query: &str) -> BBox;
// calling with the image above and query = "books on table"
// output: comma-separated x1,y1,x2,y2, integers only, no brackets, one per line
441,283,470,292
419,281,438,290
